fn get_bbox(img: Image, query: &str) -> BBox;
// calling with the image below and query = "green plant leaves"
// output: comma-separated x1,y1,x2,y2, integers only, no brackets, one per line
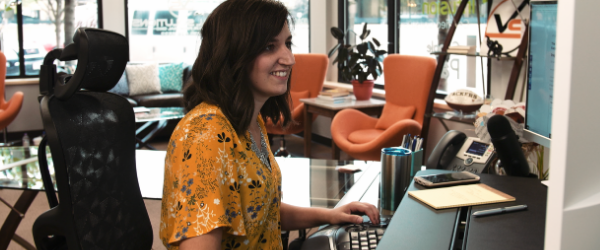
360,23,369,40
330,27,344,40
373,38,380,47
328,22,388,83
328,43,341,58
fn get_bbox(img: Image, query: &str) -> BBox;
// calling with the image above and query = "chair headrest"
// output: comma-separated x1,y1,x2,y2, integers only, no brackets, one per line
40,28,129,100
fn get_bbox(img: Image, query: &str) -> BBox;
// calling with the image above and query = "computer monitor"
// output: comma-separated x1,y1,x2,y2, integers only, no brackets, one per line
523,0,557,148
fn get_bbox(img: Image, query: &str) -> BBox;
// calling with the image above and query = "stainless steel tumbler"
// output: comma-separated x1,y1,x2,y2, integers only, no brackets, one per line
380,147,412,211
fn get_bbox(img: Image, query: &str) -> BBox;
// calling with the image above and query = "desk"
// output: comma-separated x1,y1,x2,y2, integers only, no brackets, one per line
300,98,385,160
136,150,380,208
376,170,547,250
1,147,382,250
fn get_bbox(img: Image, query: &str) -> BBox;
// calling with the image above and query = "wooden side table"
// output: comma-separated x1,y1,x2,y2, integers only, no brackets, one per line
300,98,385,160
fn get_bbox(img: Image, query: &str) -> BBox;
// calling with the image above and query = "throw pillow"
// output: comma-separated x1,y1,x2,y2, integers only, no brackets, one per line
374,103,416,130
159,63,184,93
126,63,162,96
107,71,129,96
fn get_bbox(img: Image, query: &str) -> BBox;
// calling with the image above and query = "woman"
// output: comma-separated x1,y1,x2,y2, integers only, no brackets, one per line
160,1,380,249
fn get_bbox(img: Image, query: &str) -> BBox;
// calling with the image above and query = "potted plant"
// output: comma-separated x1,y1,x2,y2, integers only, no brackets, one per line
328,23,387,100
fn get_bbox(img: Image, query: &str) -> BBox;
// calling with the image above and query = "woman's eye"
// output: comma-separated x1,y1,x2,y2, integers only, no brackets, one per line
286,42,293,49
265,44,275,51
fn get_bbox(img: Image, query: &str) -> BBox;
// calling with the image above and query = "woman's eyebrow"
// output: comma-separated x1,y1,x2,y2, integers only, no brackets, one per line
269,35,293,42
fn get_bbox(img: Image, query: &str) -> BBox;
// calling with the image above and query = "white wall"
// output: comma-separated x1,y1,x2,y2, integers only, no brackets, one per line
101,0,126,36
545,0,600,249
6,84,44,132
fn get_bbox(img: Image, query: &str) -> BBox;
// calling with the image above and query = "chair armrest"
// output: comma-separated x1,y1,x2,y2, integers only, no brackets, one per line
0,92,24,129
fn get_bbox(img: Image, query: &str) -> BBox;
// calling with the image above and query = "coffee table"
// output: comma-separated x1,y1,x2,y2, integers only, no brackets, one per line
134,107,185,149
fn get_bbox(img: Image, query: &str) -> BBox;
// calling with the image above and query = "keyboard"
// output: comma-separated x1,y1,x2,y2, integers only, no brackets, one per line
299,215,390,250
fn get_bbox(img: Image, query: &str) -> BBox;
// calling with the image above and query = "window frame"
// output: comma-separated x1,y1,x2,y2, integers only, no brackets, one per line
5,0,104,79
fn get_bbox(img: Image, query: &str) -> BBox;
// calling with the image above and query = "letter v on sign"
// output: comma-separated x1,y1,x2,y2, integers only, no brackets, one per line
486,0,529,38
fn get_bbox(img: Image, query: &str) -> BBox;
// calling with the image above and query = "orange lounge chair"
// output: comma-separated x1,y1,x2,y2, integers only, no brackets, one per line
0,50,24,145
331,55,436,161
266,53,328,142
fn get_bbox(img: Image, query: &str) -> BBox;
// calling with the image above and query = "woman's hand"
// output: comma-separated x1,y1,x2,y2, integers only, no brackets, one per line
328,201,380,225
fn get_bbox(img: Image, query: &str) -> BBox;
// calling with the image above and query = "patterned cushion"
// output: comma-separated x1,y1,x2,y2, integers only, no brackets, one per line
126,63,162,96
107,71,129,96
159,63,184,93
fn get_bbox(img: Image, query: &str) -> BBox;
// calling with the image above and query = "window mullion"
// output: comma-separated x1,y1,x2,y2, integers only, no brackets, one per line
16,2,25,77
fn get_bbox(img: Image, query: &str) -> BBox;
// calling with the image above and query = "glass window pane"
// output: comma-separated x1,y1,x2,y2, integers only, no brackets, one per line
15,0,99,76
128,0,310,64
280,0,310,54
128,0,225,64
1,7,20,77
348,0,387,85
399,0,488,97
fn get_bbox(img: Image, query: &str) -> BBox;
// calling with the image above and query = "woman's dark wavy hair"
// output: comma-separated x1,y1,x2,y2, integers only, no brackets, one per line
183,0,293,136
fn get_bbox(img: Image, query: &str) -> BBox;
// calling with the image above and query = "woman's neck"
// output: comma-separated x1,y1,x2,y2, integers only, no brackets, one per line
251,97,266,128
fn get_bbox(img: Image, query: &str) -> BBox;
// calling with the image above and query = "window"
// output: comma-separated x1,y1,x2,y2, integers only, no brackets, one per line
127,0,310,64
1,0,101,77
342,0,489,97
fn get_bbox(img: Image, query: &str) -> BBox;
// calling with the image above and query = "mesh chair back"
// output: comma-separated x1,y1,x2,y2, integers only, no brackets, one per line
34,28,153,250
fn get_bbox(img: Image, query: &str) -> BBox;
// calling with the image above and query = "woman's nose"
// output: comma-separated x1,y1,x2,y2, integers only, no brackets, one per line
279,49,295,66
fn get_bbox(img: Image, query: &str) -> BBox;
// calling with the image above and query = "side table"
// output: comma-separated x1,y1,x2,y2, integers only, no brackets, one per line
300,98,385,160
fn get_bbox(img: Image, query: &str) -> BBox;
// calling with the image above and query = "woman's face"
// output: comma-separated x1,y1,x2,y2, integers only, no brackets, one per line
249,23,295,102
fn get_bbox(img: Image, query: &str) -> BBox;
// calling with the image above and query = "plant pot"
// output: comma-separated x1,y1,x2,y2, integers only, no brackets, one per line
352,80,375,100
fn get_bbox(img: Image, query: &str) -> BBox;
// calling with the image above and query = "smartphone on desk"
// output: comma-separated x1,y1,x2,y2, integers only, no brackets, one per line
414,171,480,187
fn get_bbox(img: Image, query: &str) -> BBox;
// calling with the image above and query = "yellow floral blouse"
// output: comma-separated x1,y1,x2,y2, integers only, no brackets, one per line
160,102,283,250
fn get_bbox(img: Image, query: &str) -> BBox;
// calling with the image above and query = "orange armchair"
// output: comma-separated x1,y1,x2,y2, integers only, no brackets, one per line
266,53,328,135
331,55,436,161
0,51,24,145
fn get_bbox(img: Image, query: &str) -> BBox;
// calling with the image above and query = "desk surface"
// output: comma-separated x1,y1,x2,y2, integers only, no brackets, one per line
0,147,381,209
376,169,547,250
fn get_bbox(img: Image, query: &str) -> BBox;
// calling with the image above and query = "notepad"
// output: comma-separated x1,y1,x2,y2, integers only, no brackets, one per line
408,183,515,209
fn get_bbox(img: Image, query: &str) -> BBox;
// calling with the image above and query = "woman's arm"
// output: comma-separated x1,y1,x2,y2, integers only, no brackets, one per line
280,202,380,231
179,228,223,250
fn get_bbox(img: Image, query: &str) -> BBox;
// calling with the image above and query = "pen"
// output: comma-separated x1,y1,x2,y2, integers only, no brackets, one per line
472,205,528,217
401,135,406,149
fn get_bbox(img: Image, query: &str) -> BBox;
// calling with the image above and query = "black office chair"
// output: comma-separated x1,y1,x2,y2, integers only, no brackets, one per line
33,28,153,250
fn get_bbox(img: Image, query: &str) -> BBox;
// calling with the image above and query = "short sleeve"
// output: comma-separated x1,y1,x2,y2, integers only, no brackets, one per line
160,111,247,246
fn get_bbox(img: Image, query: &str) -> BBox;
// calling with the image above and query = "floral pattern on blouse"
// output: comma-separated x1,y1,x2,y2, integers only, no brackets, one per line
160,102,282,250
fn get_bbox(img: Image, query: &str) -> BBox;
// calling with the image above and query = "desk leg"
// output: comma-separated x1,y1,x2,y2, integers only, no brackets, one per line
0,190,38,250
304,107,311,158
332,142,340,160
331,110,340,160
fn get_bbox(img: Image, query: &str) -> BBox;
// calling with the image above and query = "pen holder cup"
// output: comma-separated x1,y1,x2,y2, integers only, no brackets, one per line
380,147,412,212
411,149,424,177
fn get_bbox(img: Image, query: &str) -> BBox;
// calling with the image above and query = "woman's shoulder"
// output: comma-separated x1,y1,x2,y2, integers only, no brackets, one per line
175,102,235,136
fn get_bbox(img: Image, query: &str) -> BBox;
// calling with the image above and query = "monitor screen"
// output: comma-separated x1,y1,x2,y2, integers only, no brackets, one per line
524,1,557,148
